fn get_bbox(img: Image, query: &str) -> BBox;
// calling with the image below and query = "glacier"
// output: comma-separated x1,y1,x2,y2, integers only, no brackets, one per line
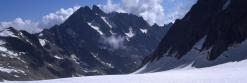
3,58,247,83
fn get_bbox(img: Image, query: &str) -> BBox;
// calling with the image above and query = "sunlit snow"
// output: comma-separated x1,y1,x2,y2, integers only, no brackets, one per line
3,59,247,83
87,23,104,35
125,27,135,41
38,39,46,46
101,17,112,28
140,29,148,34
0,67,25,74
0,29,18,38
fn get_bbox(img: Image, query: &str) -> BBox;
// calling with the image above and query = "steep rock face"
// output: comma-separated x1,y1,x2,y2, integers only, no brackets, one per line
0,6,169,81
0,27,84,81
141,0,247,72
39,5,169,74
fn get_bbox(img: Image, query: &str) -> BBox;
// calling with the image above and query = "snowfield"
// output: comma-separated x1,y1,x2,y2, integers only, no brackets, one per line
3,59,247,83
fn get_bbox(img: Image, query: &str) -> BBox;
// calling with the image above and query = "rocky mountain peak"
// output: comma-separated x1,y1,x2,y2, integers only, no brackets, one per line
0,4,171,80
92,5,106,16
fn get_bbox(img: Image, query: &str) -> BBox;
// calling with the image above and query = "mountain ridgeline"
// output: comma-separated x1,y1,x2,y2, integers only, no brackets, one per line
140,0,247,72
2,0,246,81
0,6,170,81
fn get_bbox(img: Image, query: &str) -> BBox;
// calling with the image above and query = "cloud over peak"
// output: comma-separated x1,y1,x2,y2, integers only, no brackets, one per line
0,18,41,33
100,0,165,26
41,6,80,29
0,0,197,33
100,0,197,26
101,35,125,50
0,6,80,33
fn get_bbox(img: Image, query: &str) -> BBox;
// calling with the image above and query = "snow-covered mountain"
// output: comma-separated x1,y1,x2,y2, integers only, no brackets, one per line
0,27,85,81
2,0,246,82
0,5,170,81
140,0,247,72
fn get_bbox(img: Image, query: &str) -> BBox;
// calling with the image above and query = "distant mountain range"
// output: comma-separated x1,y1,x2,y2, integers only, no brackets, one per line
0,5,171,81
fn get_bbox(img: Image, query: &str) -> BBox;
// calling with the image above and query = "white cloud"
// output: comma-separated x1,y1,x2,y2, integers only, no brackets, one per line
100,0,165,26
0,18,42,33
101,35,125,50
0,0,197,33
0,6,80,33
100,0,197,25
40,6,80,29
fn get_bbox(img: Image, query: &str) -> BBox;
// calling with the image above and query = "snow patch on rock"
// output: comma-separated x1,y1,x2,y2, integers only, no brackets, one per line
71,54,80,64
125,27,135,41
0,29,17,38
140,29,148,34
101,17,112,28
0,67,25,74
39,39,46,46
90,52,114,68
0,46,19,58
88,23,104,35
54,55,63,60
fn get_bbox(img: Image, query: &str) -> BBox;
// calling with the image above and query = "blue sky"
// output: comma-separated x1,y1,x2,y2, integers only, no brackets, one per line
0,0,196,22
0,0,106,21
0,0,197,33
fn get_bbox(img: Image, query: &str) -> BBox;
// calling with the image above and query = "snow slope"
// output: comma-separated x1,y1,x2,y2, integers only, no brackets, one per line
3,59,247,83
138,36,247,73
